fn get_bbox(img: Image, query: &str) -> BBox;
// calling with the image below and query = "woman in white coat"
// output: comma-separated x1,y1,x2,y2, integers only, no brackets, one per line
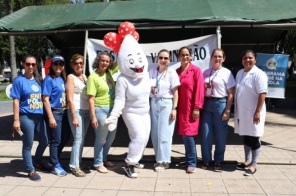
234,50,268,176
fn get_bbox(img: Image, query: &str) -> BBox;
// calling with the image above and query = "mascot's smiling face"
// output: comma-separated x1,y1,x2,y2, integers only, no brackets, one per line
117,34,148,79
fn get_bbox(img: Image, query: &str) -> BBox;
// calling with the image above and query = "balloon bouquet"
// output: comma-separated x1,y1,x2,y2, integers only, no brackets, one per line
103,21,139,54
104,22,151,179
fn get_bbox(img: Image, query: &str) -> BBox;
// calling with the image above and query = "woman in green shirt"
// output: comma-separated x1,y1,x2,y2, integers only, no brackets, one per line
87,52,118,173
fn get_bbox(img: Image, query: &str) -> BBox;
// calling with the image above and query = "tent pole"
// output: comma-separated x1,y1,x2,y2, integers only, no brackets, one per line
83,30,89,75
216,26,221,48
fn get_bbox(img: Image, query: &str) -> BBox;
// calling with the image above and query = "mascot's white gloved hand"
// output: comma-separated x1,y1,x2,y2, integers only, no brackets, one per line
105,116,118,131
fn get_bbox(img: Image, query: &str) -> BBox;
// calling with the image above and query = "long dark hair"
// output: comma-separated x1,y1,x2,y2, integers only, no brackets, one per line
22,55,43,86
49,56,67,82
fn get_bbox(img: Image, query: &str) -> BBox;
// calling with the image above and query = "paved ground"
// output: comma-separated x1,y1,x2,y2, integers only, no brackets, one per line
0,100,296,195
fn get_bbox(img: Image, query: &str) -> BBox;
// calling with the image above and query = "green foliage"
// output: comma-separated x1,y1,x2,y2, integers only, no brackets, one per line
277,30,296,60
0,0,122,69
0,90,11,101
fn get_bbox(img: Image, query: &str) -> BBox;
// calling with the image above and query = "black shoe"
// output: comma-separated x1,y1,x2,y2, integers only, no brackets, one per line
33,163,50,172
244,168,257,176
214,163,222,172
236,163,248,170
123,165,138,178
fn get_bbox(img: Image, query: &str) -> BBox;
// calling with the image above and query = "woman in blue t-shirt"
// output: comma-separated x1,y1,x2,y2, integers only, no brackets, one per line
11,55,48,181
42,55,70,177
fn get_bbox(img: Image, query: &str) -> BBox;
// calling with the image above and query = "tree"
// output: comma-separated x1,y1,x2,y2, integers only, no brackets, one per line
0,0,123,77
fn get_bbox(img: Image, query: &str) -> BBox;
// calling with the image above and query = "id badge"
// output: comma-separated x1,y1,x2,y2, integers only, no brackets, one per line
154,87,158,96
205,82,212,97
206,88,212,97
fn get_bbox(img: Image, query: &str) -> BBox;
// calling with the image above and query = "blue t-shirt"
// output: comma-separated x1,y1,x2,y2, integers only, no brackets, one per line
10,75,43,114
42,76,66,108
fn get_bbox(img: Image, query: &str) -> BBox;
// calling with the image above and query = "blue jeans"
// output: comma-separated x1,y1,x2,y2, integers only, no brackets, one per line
200,98,229,163
46,109,71,166
20,113,48,173
93,106,117,167
182,136,197,167
68,109,90,168
150,98,175,163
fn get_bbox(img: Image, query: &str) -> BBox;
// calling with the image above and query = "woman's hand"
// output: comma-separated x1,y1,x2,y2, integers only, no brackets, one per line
72,117,79,127
170,109,177,121
192,109,200,120
222,111,230,121
13,120,20,131
91,117,98,129
253,111,260,124
49,117,57,128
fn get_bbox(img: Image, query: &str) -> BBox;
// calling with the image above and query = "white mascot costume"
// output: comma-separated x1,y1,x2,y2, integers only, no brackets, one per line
105,33,151,178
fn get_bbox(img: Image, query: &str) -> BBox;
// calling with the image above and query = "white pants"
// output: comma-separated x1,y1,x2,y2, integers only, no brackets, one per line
122,112,151,165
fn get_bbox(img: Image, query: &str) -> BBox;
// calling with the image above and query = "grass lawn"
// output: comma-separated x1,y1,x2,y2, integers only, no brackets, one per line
0,90,11,101
0,83,11,101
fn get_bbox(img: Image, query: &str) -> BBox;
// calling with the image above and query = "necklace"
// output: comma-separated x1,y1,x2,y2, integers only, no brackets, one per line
74,73,85,84
99,72,113,90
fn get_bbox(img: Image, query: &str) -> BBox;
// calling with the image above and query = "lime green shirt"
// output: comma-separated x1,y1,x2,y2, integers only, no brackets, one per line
87,64,118,106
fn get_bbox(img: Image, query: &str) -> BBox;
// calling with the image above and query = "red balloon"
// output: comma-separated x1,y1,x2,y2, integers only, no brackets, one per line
118,21,135,38
112,36,123,53
103,32,119,48
132,31,140,41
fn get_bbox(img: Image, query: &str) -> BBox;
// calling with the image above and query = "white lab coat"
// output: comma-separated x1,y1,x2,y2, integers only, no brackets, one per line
234,66,268,137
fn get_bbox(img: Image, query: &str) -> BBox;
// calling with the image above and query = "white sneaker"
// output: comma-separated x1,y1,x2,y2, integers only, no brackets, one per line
135,163,144,169
154,162,169,172
123,165,138,178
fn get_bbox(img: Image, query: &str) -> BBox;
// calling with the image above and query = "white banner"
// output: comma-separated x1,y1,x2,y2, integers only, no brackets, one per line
87,34,217,77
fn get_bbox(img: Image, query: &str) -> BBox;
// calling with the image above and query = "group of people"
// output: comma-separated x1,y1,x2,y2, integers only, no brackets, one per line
11,47,267,181
149,47,267,177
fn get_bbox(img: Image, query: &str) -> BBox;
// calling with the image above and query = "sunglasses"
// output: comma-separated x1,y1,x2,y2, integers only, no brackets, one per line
53,62,65,66
25,63,37,67
158,56,169,60
74,62,83,65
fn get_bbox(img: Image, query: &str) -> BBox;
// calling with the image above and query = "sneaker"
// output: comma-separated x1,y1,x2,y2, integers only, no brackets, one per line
154,162,170,172
123,164,138,178
187,166,196,174
33,163,50,172
214,163,222,172
28,171,41,181
52,163,67,176
135,163,144,169
71,167,86,177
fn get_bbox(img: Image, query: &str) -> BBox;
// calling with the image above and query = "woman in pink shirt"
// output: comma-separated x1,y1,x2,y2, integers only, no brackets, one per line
176,47,204,174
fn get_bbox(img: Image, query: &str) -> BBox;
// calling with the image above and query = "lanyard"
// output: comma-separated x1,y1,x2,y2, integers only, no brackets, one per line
155,68,167,88
208,68,220,85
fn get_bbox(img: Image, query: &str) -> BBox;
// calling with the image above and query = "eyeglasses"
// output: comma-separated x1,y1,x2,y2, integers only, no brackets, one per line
25,63,36,67
158,56,169,60
53,62,65,66
74,62,83,65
